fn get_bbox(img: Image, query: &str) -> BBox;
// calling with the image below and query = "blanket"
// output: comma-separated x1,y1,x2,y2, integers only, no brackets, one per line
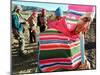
39,29,81,72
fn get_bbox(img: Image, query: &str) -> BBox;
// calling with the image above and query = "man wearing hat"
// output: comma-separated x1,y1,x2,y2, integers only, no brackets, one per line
55,7,63,20
12,5,27,55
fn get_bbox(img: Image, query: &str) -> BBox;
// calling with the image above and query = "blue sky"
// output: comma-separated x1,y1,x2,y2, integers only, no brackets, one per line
12,1,68,11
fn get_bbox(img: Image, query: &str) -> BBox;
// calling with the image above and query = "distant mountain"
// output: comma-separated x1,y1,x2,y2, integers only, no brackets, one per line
21,5,45,11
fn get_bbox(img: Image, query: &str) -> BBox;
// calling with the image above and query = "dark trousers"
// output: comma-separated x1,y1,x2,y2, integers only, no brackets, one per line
29,28,36,43
40,25,46,32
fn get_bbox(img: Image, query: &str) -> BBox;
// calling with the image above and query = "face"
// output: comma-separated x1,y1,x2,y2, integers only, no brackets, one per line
77,12,92,25
16,9,22,14
15,6,23,13
56,16,62,20
42,9,46,16
75,12,93,33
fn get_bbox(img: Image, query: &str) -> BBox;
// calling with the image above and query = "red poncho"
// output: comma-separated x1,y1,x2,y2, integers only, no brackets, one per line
47,16,80,41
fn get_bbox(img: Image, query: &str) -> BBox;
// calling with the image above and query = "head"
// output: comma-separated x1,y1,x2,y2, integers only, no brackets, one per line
77,12,92,25
75,12,94,33
41,9,46,16
13,5,22,13
55,7,63,20
32,11,38,18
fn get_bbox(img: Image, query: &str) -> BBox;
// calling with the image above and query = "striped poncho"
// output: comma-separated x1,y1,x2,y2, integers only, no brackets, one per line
39,29,81,72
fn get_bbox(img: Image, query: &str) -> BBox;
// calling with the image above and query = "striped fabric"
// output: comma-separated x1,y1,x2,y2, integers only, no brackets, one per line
66,10,85,32
66,5,95,32
39,29,81,72
38,5,95,72
68,5,95,12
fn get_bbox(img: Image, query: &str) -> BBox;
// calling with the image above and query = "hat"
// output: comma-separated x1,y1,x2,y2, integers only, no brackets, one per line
14,5,22,12
55,7,63,16
32,11,38,17
41,9,46,16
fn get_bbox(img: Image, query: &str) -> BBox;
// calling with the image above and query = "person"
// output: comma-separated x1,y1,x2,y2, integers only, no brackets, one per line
47,7,72,38
37,9,47,32
75,12,92,34
12,5,27,55
27,11,38,43
38,7,94,72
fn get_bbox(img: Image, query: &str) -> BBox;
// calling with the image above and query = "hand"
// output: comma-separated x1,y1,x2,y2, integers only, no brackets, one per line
75,24,89,34
79,60,91,70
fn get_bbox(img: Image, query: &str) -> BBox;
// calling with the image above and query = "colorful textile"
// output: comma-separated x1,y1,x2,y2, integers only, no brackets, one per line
66,4,95,64
68,5,95,12
39,29,81,72
47,17,80,41
39,5,95,72
66,5,95,32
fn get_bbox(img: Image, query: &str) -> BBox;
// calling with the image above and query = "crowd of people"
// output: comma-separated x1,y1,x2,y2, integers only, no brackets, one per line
12,5,48,55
